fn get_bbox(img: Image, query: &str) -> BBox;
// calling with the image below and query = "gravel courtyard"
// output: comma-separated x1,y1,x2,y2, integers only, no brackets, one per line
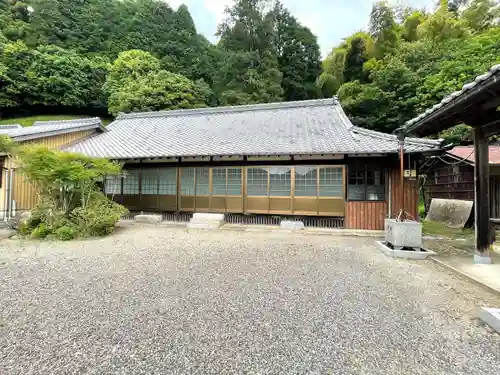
1,225,500,375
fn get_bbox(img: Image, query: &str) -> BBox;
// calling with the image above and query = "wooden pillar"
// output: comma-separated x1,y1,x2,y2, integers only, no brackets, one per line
473,126,491,261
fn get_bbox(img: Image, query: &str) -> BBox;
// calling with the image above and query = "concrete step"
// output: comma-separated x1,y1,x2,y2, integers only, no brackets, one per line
192,213,224,221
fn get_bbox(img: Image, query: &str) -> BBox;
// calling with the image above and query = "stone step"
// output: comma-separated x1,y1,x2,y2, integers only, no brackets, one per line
192,213,224,221
189,218,225,226
134,214,163,224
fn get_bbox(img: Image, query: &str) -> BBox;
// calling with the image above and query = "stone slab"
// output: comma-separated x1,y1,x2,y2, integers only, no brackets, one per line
375,241,436,260
474,254,493,264
478,307,500,334
425,198,473,228
134,214,163,224
280,220,304,230
192,213,224,221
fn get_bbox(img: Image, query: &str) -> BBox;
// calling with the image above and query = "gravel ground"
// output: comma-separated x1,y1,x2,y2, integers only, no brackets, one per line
1,225,500,375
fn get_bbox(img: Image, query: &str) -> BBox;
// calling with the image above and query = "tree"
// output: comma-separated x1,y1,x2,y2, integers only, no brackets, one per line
215,0,283,104
343,33,372,83
316,73,340,98
103,49,161,97
401,10,426,41
105,49,209,115
461,0,499,32
0,40,33,109
369,1,399,59
107,70,209,115
418,1,469,42
26,45,109,110
270,1,322,100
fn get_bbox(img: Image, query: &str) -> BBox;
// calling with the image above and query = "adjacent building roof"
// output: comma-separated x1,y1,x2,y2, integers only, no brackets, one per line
66,99,441,160
447,146,500,165
0,117,106,142
401,64,500,136
0,124,22,133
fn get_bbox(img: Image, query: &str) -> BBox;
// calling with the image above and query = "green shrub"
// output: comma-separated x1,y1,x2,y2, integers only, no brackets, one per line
55,226,77,241
31,223,51,239
18,222,31,236
27,209,46,231
71,192,128,237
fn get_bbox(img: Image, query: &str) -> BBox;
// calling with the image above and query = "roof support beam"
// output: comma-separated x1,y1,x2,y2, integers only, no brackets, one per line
479,119,500,138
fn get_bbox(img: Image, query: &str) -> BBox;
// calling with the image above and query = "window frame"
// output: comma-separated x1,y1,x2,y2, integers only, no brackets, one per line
347,165,386,202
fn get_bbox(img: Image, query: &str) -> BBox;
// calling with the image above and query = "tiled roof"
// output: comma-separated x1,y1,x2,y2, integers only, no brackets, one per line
0,118,105,141
66,99,442,159
447,146,500,165
403,64,500,132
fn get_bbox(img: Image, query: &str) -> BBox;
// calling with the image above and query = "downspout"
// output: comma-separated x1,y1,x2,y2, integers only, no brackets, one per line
2,168,8,222
397,130,406,221
8,168,13,220
388,170,392,218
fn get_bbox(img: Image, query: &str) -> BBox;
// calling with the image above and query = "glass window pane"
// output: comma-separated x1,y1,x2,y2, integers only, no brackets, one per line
367,169,385,201
158,168,177,195
141,169,158,194
227,168,242,195
181,168,195,195
123,169,139,195
348,185,366,200
367,185,385,201
212,168,227,195
196,168,210,195
295,167,317,197
319,167,343,197
348,167,385,201
247,167,268,196
269,167,292,196
105,175,121,194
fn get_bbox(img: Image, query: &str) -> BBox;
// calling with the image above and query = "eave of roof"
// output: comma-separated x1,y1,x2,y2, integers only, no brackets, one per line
66,98,442,159
0,118,106,142
400,64,500,136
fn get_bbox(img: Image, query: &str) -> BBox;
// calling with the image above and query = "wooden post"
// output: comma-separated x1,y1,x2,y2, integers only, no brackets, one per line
473,126,491,263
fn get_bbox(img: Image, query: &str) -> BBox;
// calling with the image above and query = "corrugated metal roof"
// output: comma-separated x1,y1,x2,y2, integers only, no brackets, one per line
66,98,442,159
0,118,105,141
447,146,500,165
0,124,22,134
404,64,500,131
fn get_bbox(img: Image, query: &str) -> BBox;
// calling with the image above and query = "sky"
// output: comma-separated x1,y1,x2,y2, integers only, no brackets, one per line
167,0,436,56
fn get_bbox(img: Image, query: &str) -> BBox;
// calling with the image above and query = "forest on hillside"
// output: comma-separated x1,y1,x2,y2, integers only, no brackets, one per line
0,0,499,144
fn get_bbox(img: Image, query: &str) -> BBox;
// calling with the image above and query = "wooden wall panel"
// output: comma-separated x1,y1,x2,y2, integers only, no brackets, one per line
345,201,388,230
24,130,94,149
390,168,419,221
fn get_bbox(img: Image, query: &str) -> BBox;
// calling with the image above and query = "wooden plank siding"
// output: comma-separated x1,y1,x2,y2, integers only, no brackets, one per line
390,168,419,222
0,130,96,214
345,168,419,230
345,201,388,230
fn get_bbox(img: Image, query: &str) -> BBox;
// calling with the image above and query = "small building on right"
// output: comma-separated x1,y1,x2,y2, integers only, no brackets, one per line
398,64,500,263
422,146,500,220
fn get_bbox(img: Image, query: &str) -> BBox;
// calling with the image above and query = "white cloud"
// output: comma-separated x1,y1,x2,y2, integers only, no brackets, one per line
202,0,233,25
